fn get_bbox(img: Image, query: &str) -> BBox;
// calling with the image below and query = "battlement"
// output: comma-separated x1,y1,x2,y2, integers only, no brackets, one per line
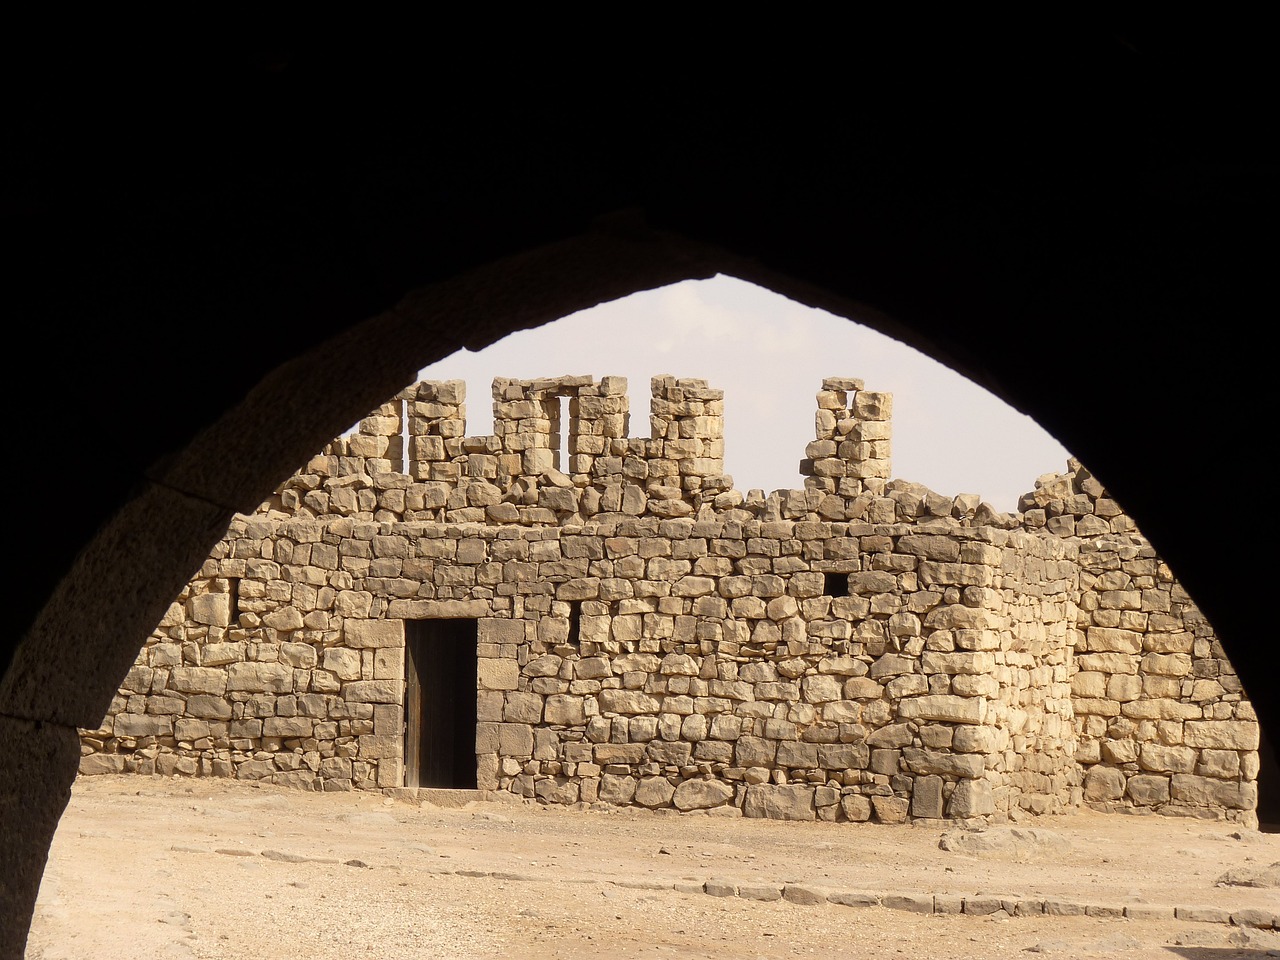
275,375,926,528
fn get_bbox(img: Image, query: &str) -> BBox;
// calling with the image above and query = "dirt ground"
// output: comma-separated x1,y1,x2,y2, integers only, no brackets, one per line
23,775,1280,960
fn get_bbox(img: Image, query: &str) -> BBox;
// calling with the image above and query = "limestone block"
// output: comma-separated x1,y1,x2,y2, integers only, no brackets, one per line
497,723,534,757
735,737,778,767
599,774,637,804
262,607,305,632
598,689,660,714
1197,749,1241,779
949,675,999,698
280,642,319,669
1170,774,1256,809
595,743,645,764
871,795,909,824
911,776,945,818
897,536,960,561
372,648,402,680
1183,720,1259,751
1120,699,1201,721
322,648,362,681
1138,743,1196,773
946,779,994,817
478,659,519,691
1100,739,1138,764
672,779,734,811
544,695,586,726
841,794,873,821
660,653,699,676
113,714,173,738
921,652,995,676
843,678,883,700
535,777,581,805
1105,673,1142,702
173,719,210,741
345,620,405,648
191,592,232,627
503,692,543,724
185,695,233,720
635,776,676,808
169,667,228,696
776,741,819,767
801,675,843,704
226,662,294,693
1084,627,1143,654
575,657,611,680
263,717,314,738
79,754,127,776
1141,652,1192,677
1125,775,1170,805
902,749,984,779
744,783,816,820
343,680,403,704
898,695,986,725
885,675,928,699
1082,765,1125,801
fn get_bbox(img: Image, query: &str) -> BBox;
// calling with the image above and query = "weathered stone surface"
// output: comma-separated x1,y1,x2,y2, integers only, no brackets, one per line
345,620,405,648
635,776,676,808
946,779,994,818
743,784,815,821
672,779,734,811
897,695,986,725
939,828,1073,860
1182,720,1259,751
226,662,293,693
1082,765,1125,802
477,660,519,691
871,795,909,824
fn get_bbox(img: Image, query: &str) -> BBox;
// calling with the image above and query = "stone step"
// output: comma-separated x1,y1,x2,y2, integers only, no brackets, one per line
386,787,515,808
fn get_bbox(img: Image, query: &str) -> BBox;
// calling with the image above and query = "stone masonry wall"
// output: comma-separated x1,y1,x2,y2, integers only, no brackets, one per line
1022,462,1259,822
77,376,1258,825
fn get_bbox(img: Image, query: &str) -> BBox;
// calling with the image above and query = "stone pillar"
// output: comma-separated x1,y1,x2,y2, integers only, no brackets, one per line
407,379,466,481
348,398,403,474
647,376,726,516
568,376,628,485
802,377,892,496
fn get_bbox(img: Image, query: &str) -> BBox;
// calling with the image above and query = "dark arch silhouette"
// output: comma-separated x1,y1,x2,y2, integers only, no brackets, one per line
2,33,1273,955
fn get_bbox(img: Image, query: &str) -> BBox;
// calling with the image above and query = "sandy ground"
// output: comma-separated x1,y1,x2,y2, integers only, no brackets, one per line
22,775,1280,960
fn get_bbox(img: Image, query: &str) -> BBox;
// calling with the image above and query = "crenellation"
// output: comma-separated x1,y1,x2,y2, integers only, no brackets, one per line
78,375,1259,827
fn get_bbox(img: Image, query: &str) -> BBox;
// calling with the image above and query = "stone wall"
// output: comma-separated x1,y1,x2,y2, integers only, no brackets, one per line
77,376,1258,825
1022,463,1259,820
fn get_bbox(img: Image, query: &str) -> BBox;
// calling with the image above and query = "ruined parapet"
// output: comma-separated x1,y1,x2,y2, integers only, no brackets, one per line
802,377,892,497
406,379,466,481
644,376,729,515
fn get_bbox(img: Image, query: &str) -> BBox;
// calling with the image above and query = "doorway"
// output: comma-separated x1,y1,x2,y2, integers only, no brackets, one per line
403,618,478,789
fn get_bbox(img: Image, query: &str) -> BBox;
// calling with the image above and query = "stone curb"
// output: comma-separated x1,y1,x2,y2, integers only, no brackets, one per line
175,845,1278,930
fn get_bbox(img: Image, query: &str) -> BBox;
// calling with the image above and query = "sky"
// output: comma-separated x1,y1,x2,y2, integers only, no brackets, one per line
412,274,1072,513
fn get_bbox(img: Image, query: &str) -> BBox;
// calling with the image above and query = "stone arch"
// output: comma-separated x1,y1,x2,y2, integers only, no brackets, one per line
3,35,1274,955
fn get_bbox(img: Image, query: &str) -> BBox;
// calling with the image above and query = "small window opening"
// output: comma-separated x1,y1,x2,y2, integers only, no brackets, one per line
567,600,581,645
227,578,240,622
397,395,410,474
557,396,570,472
824,573,849,598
